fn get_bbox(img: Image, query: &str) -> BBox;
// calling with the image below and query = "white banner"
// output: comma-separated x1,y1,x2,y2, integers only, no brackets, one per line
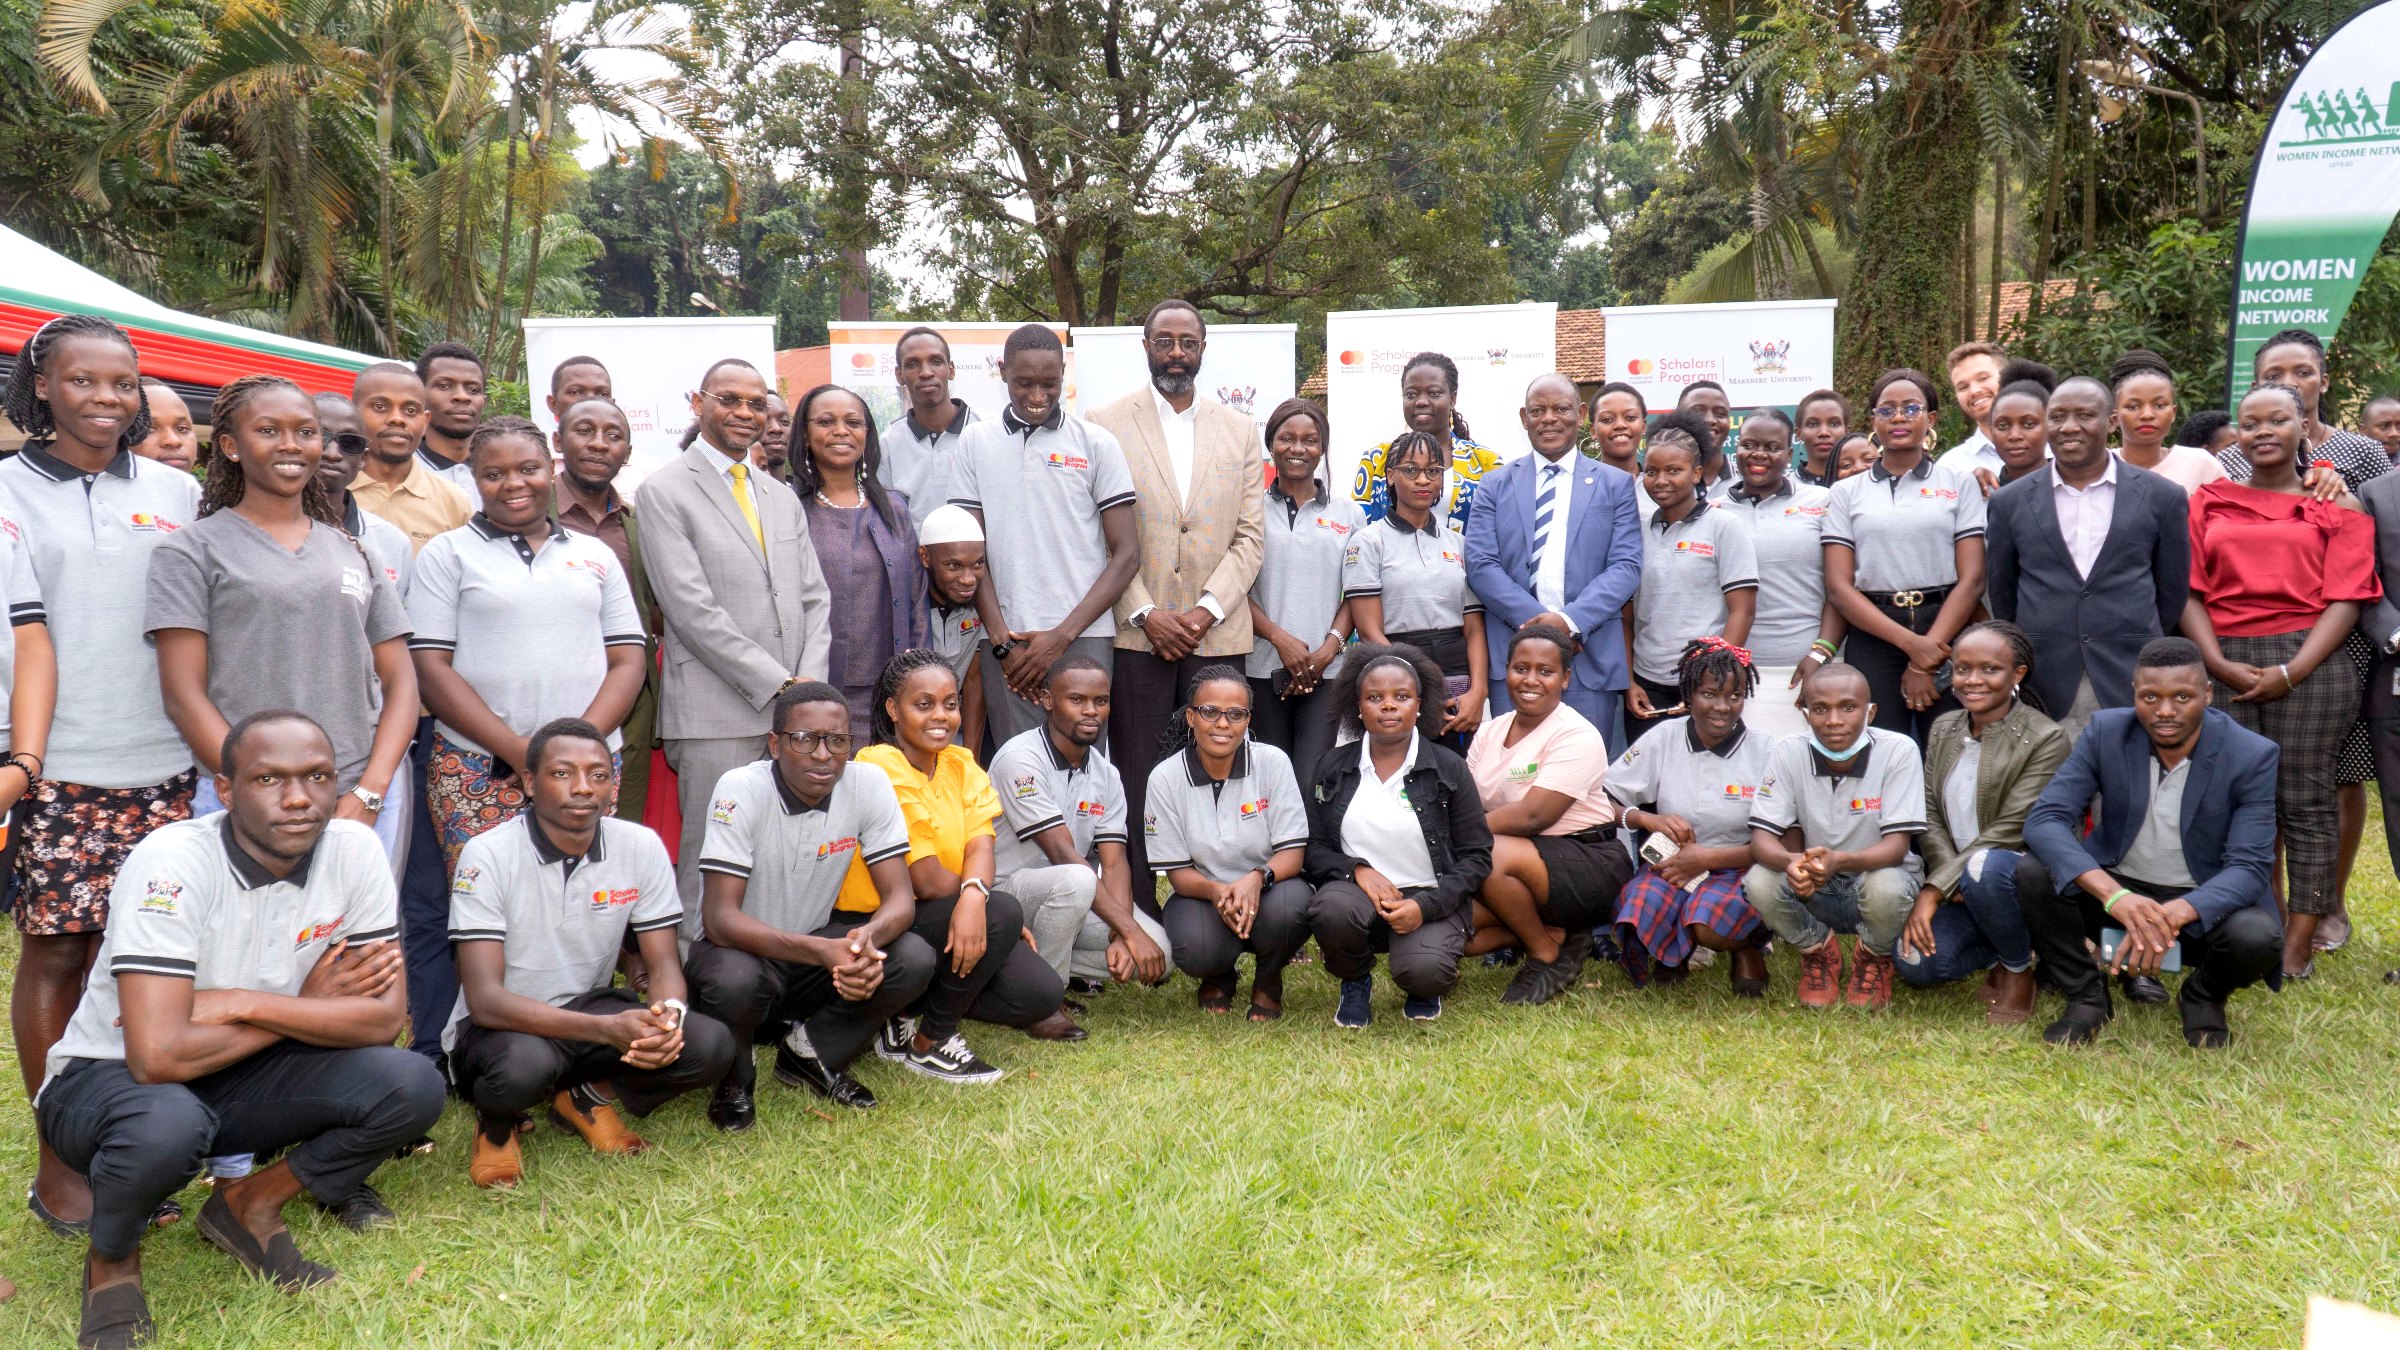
1069,323,1296,424
1323,303,1557,508
523,316,779,490
830,321,1073,431
1599,299,1838,413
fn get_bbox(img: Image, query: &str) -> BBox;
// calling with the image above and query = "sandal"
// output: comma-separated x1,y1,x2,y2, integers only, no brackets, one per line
1246,996,1283,1022
195,1191,337,1292
1196,980,1234,1014
78,1275,153,1350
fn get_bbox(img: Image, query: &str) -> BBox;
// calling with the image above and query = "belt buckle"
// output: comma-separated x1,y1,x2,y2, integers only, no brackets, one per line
1893,589,1924,609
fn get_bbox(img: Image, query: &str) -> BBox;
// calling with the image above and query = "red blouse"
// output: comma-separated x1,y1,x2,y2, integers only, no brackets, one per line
2188,481,2381,637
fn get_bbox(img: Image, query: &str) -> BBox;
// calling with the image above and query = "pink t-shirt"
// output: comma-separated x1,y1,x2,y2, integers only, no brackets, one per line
1467,704,1617,834
2134,444,2228,494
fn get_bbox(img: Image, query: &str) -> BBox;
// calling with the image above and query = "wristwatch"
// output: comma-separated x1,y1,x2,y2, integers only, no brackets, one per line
990,636,1017,660
350,785,385,812
660,997,688,1029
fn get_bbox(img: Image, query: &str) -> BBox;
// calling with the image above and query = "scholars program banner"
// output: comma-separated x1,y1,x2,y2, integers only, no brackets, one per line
1323,303,1557,507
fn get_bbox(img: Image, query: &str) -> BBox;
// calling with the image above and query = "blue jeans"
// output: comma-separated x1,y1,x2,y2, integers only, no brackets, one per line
1742,863,1915,957
1895,847,2038,988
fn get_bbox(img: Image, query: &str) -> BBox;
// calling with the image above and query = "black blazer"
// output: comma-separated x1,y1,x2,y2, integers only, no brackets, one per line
1304,736,1493,923
1985,461,2190,715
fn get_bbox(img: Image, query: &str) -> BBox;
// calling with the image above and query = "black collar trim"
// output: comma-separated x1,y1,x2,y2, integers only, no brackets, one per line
1180,742,1251,786
527,813,606,865
1269,477,1331,509
908,399,975,441
1001,404,1064,435
219,814,319,890
772,763,830,815
18,440,135,482
1650,497,1712,532
1381,510,1441,537
1685,720,1748,758
1810,739,1875,780
1043,729,1091,774
1869,454,1935,484
1725,478,1794,505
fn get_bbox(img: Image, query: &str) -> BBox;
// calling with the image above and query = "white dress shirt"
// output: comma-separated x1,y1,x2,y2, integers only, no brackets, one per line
1936,430,1997,477
699,438,747,487
2050,455,2120,580
1129,384,1224,625
1530,452,1575,615
1339,733,1435,890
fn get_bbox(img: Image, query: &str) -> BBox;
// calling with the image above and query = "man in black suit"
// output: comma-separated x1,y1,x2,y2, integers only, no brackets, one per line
1985,375,2190,737
2353,464,2400,916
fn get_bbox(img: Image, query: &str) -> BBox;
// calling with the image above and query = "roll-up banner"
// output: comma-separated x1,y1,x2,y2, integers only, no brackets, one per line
1598,299,1839,417
829,321,1073,429
523,316,779,490
2228,0,2400,402
1068,324,1298,425
1322,303,1558,510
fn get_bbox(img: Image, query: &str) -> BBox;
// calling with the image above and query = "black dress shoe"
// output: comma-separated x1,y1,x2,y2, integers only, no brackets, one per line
2178,982,2233,1049
1024,1011,1089,1042
314,1183,395,1232
1066,976,1107,996
2041,1000,2114,1045
707,1081,756,1132
773,1044,878,1109
2119,973,2170,1005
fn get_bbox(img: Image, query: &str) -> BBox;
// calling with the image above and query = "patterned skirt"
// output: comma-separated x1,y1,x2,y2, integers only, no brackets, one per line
1614,865,1759,969
15,771,198,935
425,733,623,872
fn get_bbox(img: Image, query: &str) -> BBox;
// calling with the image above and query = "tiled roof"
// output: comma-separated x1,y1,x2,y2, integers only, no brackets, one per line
1986,279,2088,341
775,345,830,398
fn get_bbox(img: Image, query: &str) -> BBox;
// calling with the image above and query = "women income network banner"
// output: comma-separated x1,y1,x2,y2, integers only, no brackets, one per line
1599,299,1838,416
1323,303,1558,502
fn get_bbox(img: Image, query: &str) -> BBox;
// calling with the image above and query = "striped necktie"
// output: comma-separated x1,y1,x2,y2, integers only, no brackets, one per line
728,461,765,553
1531,462,1561,571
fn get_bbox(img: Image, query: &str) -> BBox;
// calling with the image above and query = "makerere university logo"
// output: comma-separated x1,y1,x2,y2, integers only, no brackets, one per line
2283,81,2400,145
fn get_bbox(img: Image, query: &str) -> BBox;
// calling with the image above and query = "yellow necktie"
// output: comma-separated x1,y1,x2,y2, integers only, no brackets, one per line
728,461,765,553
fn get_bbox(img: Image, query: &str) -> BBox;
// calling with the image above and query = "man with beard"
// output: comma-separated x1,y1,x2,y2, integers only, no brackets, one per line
415,342,488,494
554,395,660,824
879,326,978,528
349,363,472,553
1086,299,1263,901
753,393,793,482
312,393,414,593
637,359,832,931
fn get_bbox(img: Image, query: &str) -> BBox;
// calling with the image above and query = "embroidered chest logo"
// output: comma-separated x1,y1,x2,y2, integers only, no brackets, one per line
1724,783,1756,800
956,614,983,636
0,516,20,541
1238,798,1269,819
815,836,859,860
1044,451,1091,471
138,879,183,915
1673,540,1717,558
1440,549,1464,564
294,917,345,949
1788,505,1827,518
565,556,611,582
128,513,180,533
1847,795,1883,812
591,887,639,910
1918,488,1958,500
1074,799,1107,818
709,798,738,824
1317,518,1352,536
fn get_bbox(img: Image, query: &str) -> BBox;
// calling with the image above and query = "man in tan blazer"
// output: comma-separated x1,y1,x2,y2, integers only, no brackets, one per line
636,358,831,933
1087,300,1265,901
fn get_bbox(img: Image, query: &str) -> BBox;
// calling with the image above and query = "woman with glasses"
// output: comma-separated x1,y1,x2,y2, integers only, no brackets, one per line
405,417,648,868
1821,369,1988,742
791,383,929,741
1247,398,1359,789
1344,430,1487,742
1144,666,1314,1021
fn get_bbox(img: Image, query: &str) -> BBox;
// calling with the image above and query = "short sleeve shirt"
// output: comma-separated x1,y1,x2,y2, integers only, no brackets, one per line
950,409,1137,639
352,459,473,554
443,815,680,1050
345,498,414,594
1343,514,1481,634
1716,480,1830,665
1747,727,1927,870
0,481,48,750
1633,501,1760,683
1605,718,1775,849
2187,481,2381,637
928,602,985,684
1466,705,1617,833
879,400,978,529
42,817,396,1089
699,759,910,933
988,728,1130,879
406,518,645,756
1821,455,1988,592
1143,742,1309,882
852,743,1000,879
145,513,411,792
1250,479,1364,680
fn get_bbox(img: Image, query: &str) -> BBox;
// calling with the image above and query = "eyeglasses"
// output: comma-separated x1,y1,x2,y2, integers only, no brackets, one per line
708,392,772,416
332,432,370,457
1388,462,1445,481
780,731,853,756
1145,336,1203,355
1871,402,1927,420
1189,705,1251,725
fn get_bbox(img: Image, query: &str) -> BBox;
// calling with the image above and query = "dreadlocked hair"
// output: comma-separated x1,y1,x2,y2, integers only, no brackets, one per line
1154,664,1251,758
869,648,958,748
1326,641,1450,739
1676,636,1758,704
1401,352,1472,440
1952,619,2045,713
5,314,152,449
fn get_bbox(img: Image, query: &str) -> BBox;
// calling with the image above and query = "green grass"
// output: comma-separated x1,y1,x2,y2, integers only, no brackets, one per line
6,863,2400,1348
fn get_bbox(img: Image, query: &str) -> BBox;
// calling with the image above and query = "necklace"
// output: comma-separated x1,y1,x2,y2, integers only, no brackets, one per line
815,489,864,510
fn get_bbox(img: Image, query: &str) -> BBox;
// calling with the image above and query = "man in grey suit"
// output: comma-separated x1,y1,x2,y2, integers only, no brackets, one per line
636,358,832,932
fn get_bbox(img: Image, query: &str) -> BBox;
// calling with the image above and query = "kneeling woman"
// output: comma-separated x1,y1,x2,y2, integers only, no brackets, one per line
853,651,1065,1084
1146,666,1315,1021
1304,643,1493,1027
1464,624,1628,1004
1607,639,1777,994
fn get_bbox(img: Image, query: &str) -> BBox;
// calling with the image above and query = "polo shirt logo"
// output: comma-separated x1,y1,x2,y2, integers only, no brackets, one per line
1440,550,1464,564
1074,799,1106,818
138,880,182,915
1343,546,1361,565
1238,798,1269,818
1724,784,1756,800
1847,795,1883,812
1143,813,1159,836
710,798,738,824
1673,540,1717,557
295,917,344,948
566,557,611,581
1918,487,1957,500
1043,451,1091,471
955,615,982,636
814,836,859,860
1789,505,1826,517
1506,761,1539,782
0,516,19,540
1010,774,1039,799
128,513,179,532
1317,518,1352,535
591,887,639,910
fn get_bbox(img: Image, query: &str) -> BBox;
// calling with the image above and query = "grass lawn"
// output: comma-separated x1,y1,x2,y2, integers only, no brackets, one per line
4,861,2400,1347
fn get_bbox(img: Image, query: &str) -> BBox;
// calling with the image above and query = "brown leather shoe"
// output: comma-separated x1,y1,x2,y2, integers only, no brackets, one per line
1728,947,1769,998
1024,1011,1089,1042
549,1091,648,1155
1977,966,2005,1005
1986,967,2037,1025
1797,936,1844,1008
1845,947,1895,1009
468,1132,523,1188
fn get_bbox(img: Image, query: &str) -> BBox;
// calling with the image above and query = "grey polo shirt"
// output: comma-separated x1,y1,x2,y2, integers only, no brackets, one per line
0,445,200,787
406,517,644,756
1142,741,1309,883
1821,455,1988,593
41,817,396,1090
1633,500,1759,684
1748,727,1926,875
697,758,910,936
2116,755,2198,889
0,481,48,751
417,443,477,496
344,496,414,594
1717,480,1831,666
879,399,978,528
1342,513,1481,634
443,814,681,1050
929,602,985,684
1249,478,1363,680
146,513,411,793
951,407,1136,640
988,727,1130,878
1606,717,1776,849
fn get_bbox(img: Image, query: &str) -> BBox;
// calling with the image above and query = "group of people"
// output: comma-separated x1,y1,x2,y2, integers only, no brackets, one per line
0,300,2390,1349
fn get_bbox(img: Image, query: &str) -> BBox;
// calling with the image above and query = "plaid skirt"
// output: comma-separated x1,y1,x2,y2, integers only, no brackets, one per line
2216,630,2358,914
1614,865,1759,968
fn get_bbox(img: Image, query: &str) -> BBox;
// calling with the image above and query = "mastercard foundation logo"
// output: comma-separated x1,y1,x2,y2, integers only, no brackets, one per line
849,352,875,369
1338,350,1363,367
1626,358,1654,376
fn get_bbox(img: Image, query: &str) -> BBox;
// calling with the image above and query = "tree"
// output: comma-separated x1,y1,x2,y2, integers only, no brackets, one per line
1605,172,1749,304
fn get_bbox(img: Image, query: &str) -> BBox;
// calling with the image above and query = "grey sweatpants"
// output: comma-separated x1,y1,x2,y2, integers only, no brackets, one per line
1001,861,1173,984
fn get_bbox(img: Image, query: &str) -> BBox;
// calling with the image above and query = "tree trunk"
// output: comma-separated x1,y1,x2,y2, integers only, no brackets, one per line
1988,159,2007,339
2029,2,2080,326
483,96,521,363
515,46,558,380
1961,194,1977,343
376,80,399,357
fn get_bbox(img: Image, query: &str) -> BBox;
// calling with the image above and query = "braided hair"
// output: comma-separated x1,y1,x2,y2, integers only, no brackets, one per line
201,375,343,530
1401,352,1472,440
1676,635,1758,705
5,314,152,449
2109,348,2176,392
1382,430,1447,503
790,384,902,531
467,414,548,464
869,648,957,748
1325,641,1449,739
1952,619,2044,713
1154,663,1250,758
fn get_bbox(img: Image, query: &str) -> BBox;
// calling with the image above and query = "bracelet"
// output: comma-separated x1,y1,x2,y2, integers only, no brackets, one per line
2280,663,2295,689
961,877,990,897
660,997,688,1029
7,751,39,779
1809,638,1839,658
2102,887,2131,914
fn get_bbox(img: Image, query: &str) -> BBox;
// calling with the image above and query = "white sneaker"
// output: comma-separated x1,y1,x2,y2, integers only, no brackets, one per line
873,1016,917,1064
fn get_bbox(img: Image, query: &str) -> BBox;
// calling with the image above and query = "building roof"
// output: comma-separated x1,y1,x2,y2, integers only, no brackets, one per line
1299,307,1607,399
776,345,830,398
1985,279,2087,341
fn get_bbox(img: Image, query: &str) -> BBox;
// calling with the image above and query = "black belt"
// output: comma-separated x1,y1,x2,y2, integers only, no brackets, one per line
1862,584,1954,610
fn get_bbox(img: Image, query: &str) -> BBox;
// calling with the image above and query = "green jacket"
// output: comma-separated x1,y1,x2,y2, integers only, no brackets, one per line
1920,699,2071,897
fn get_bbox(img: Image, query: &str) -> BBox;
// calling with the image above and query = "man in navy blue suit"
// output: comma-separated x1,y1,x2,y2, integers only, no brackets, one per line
1464,374,1644,752
2020,637,2283,1049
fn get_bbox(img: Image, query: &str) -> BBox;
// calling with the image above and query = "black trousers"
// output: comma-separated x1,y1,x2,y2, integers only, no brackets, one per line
1250,676,1343,786
400,714,455,1059
1309,879,1469,999
1161,878,1316,989
448,987,736,1131
1847,590,1960,743
684,922,938,1083
1108,646,1211,909
906,890,1063,1041
2014,852,2282,1010
39,1044,445,1260
2365,655,2400,897
1627,674,1683,734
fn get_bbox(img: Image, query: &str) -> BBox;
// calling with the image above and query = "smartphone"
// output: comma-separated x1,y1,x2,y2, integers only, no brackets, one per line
1639,833,1678,868
2097,926,2184,972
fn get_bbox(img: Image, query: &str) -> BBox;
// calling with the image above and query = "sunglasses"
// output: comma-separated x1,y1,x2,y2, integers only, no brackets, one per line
331,432,371,457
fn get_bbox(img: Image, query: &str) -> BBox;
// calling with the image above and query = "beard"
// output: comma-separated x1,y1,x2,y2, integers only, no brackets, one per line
1150,363,1196,399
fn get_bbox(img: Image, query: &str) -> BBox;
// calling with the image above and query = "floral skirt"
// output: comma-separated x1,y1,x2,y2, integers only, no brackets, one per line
15,771,198,935
425,732,620,873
